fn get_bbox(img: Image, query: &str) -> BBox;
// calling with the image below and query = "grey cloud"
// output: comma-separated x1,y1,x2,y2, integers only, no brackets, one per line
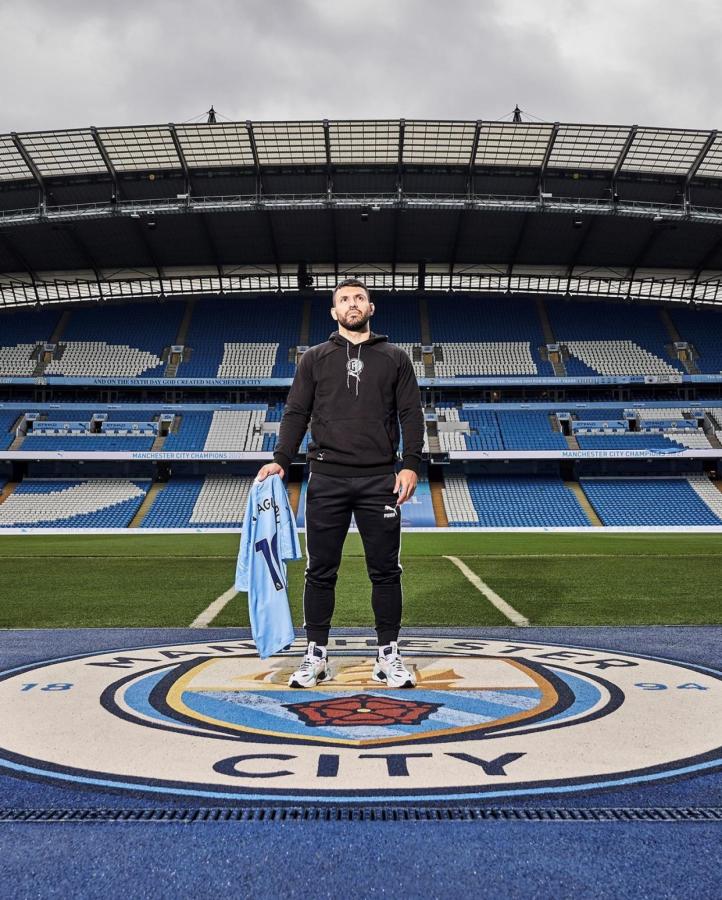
0,0,720,132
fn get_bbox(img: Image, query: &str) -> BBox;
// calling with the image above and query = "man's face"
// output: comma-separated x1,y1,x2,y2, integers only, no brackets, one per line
331,287,374,331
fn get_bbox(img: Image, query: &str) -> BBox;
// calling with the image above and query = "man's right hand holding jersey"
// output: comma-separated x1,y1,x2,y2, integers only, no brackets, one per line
256,463,285,482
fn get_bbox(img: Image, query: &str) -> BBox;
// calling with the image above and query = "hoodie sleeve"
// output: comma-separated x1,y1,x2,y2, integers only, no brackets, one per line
273,348,315,473
396,351,424,475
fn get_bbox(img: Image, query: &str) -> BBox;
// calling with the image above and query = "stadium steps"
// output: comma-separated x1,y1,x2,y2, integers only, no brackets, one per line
0,482,19,505
299,298,311,346
660,308,700,373
31,354,47,377
535,298,556,344
701,413,722,448
419,297,431,346
564,432,580,450
7,414,26,449
660,307,682,343
162,300,196,376
430,480,449,526
128,482,167,527
150,432,167,451
423,348,435,377
287,481,301,516
566,482,603,526
164,357,178,378
49,310,71,343
548,351,567,377
175,299,196,346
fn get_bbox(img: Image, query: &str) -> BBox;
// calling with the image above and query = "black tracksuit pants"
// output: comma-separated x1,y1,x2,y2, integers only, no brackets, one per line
303,471,402,646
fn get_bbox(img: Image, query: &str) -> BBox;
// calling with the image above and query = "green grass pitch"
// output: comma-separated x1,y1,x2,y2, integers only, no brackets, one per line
1,531,721,629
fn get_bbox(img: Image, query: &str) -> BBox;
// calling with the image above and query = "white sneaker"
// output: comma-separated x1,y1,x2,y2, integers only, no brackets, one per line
372,642,416,689
288,642,332,688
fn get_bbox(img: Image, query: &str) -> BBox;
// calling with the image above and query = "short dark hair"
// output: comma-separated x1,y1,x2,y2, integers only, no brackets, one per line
332,278,371,306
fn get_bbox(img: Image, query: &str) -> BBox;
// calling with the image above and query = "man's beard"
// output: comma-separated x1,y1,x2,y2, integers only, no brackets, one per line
339,309,371,331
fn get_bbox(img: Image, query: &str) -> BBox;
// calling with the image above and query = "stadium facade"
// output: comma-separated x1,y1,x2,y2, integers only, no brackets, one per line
1,118,722,530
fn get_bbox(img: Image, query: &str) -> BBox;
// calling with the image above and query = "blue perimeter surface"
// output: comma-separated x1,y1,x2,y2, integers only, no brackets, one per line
1,627,720,899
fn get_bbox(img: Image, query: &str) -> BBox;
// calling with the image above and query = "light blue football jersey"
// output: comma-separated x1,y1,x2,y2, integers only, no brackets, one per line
235,475,302,658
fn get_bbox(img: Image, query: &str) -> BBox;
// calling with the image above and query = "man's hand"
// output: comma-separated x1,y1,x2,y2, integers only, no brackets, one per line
393,469,418,506
256,462,285,482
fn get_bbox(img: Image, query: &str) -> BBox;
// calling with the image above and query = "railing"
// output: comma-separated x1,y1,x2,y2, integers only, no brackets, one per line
2,191,722,225
1,269,722,308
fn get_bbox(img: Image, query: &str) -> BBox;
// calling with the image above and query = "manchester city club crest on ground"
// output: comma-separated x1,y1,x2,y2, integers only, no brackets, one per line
1,636,721,803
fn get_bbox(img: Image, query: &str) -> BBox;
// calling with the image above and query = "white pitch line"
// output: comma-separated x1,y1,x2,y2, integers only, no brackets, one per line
443,555,529,627
190,585,238,628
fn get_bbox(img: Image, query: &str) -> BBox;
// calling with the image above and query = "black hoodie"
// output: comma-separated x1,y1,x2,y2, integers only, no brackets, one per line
273,331,425,477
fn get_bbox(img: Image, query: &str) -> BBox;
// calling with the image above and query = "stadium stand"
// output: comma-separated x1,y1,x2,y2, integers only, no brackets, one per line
217,343,280,378
163,412,214,451
443,474,590,527
576,434,689,451
188,475,253,526
204,410,266,451
669,307,722,374
21,435,155,451
0,479,150,528
0,308,60,377
177,296,300,378
140,476,252,528
139,478,204,528
43,302,183,378
456,409,503,451
434,342,537,377
427,295,552,375
581,477,722,526
545,299,684,376
496,411,568,450
0,410,20,450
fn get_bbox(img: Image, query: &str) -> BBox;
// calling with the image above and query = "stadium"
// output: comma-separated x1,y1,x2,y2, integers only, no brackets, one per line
2,116,722,895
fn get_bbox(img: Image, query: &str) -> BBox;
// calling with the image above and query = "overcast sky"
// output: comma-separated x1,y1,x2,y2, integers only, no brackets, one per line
0,0,719,133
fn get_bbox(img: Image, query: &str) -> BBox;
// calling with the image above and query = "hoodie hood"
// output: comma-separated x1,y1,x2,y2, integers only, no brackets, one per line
328,331,389,347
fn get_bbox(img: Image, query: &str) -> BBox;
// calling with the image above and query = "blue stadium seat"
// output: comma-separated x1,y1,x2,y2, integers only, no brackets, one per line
452,476,590,527
581,478,722,526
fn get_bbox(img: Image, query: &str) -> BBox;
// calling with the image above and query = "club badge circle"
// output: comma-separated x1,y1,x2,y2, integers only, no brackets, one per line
1,636,721,803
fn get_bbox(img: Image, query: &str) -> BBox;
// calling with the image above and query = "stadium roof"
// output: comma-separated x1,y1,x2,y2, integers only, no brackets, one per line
1,118,722,310
1,119,721,179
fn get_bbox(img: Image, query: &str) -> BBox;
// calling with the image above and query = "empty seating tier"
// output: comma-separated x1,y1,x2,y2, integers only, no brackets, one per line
428,295,552,374
140,476,253,527
22,435,155,451
581,477,722,526
204,410,266,451
669,307,722,374
0,411,20,450
178,296,301,378
0,479,149,528
444,474,590,527
434,342,538,376
0,308,60,375
496,411,567,450
562,340,681,377
44,301,183,378
546,299,684,376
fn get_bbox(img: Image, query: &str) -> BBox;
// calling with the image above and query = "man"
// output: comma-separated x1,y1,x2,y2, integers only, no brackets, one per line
256,278,424,688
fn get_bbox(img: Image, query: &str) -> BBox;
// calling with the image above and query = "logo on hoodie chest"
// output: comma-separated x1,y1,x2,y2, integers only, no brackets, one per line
346,358,364,379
